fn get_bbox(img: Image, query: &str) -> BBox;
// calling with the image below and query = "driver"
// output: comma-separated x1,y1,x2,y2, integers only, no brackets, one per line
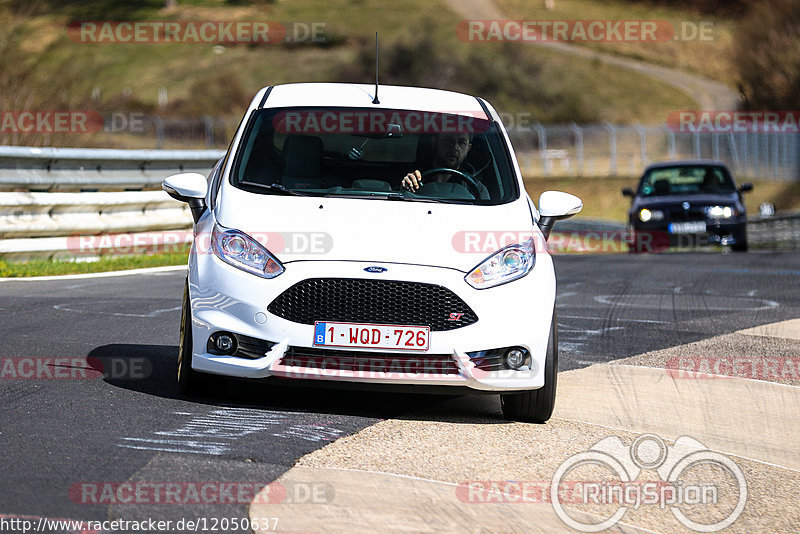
401,132,489,199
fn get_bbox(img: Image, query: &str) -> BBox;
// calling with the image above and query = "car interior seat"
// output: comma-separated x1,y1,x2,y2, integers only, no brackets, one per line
281,135,325,189
701,170,720,191
242,133,282,184
653,179,671,195
462,136,496,198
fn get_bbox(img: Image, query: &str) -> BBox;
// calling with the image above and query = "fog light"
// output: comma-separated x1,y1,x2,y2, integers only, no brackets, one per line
210,332,237,355
504,348,527,370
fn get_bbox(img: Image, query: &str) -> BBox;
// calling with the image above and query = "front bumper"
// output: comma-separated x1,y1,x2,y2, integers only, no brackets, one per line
187,247,556,393
628,219,747,250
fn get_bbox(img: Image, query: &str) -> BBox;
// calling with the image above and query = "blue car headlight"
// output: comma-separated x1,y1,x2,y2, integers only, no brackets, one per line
703,205,735,219
465,239,535,289
211,222,284,278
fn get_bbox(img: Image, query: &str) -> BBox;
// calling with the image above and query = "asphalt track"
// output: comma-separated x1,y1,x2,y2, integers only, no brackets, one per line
1,251,799,532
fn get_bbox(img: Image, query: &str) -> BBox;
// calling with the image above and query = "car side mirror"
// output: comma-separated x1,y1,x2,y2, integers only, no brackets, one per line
163,172,208,222
622,187,636,197
538,191,583,240
738,183,753,193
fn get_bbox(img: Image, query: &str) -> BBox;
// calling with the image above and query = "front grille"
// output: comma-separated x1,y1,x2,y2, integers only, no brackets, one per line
267,278,478,331
280,346,460,375
667,208,707,222
237,334,276,359
468,351,505,371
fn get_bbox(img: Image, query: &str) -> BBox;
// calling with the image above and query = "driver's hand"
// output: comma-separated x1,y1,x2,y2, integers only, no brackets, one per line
401,170,423,192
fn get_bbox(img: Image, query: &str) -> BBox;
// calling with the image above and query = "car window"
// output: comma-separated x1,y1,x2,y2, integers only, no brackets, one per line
638,165,736,196
230,107,518,205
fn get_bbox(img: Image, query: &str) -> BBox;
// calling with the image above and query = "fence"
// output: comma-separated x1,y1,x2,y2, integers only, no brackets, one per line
508,124,800,180
8,115,798,180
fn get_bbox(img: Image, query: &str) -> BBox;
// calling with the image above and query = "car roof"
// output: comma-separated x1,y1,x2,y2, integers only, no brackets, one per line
261,82,490,118
644,159,731,171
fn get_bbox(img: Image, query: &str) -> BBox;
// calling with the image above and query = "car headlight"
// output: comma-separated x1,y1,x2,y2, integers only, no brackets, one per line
639,208,664,222
211,223,284,278
465,239,535,289
704,205,735,219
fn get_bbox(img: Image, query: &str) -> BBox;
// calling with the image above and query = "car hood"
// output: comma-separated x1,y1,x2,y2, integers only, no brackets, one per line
634,192,741,209
215,186,536,272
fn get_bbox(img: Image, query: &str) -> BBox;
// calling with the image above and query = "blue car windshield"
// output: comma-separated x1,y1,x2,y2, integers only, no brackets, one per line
639,165,736,196
230,107,519,205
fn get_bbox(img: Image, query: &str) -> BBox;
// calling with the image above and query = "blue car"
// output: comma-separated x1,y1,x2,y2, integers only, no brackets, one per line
622,160,752,252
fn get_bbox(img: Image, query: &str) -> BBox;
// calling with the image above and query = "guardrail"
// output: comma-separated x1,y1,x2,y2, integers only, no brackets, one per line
0,146,224,191
0,146,223,260
748,210,800,250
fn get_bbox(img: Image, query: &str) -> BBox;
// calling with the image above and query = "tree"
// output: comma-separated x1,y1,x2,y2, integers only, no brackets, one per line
734,0,800,110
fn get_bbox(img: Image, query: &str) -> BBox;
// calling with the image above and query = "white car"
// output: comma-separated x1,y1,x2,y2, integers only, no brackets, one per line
163,82,582,422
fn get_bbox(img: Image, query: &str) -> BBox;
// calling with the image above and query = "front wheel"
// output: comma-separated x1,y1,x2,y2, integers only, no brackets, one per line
731,229,748,252
500,310,558,423
177,279,208,396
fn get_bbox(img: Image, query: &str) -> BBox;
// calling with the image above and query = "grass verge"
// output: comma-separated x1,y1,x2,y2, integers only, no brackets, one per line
0,249,188,277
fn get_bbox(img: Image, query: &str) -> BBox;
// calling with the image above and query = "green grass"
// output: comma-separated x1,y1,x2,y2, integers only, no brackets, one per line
0,250,189,277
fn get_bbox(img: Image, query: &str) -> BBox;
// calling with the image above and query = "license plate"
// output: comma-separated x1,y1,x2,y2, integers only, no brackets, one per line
313,322,430,351
668,221,706,234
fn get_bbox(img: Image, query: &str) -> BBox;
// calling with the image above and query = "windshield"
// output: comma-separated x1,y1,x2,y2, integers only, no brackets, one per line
638,165,736,197
230,107,519,204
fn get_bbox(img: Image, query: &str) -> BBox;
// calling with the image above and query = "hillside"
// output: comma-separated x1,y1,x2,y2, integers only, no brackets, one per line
0,0,739,149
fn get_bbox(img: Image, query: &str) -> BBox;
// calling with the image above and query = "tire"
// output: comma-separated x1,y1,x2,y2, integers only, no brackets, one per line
177,279,208,396
500,310,558,423
732,229,748,252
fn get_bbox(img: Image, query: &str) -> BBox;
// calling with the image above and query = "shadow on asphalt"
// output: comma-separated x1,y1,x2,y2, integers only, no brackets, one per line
86,343,511,424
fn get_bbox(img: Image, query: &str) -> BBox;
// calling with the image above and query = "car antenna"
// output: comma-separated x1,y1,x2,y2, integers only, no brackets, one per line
372,32,380,105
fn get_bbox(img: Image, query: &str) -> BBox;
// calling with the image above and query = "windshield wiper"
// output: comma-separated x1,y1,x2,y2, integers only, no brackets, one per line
388,194,477,204
327,191,437,202
384,192,478,204
239,181,315,196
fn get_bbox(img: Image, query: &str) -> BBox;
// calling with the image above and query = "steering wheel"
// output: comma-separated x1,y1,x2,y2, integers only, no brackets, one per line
420,168,482,198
